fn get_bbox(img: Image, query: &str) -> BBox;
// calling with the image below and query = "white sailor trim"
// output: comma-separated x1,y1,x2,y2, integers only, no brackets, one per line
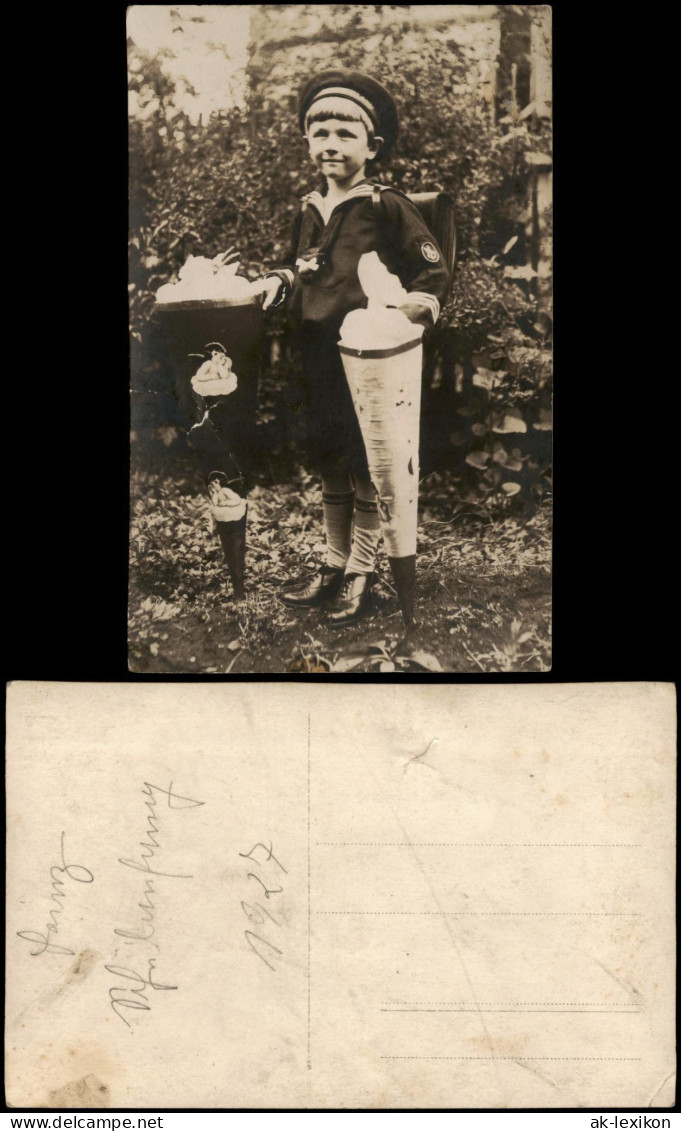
344,183,378,200
301,191,324,210
301,182,378,222
407,291,440,324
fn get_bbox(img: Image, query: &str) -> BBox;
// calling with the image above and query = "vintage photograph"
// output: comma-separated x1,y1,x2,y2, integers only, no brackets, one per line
128,4,553,674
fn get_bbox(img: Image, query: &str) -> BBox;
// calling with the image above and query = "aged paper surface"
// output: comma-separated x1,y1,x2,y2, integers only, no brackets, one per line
5,682,675,1109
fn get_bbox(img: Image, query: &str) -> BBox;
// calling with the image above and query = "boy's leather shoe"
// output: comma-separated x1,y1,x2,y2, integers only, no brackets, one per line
327,572,374,625
281,565,345,608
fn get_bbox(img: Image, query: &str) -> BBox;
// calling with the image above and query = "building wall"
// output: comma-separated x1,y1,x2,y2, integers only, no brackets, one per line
247,4,502,109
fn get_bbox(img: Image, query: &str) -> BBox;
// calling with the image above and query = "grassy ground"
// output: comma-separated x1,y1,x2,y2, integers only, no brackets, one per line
129,452,551,674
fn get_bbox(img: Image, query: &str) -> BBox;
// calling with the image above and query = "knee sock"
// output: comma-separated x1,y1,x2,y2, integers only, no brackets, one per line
322,481,354,569
346,473,381,575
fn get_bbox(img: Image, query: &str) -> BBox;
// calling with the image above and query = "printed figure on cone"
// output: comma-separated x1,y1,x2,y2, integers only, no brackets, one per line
258,69,450,635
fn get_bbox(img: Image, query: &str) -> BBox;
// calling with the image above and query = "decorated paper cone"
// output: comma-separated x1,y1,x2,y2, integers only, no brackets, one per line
339,336,423,558
155,294,263,595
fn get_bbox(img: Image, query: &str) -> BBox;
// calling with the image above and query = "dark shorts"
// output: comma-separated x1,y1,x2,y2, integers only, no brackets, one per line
299,322,369,477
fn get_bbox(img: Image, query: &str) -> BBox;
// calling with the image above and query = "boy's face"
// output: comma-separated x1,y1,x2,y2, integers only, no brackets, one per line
306,101,380,189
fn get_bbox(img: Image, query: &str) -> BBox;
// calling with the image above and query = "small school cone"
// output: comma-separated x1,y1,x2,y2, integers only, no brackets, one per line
388,553,417,631
216,514,247,600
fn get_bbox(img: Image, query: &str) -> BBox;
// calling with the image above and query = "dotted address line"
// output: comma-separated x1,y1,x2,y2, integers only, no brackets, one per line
317,911,639,917
382,1001,641,1007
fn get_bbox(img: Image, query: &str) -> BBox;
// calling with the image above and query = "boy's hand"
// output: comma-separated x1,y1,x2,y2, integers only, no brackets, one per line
260,275,286,311
398,301,432,329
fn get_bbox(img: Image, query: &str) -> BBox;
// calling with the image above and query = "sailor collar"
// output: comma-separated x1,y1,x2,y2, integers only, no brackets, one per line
300,180,383,222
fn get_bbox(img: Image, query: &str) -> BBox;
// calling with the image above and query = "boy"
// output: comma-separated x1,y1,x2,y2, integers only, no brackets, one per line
260,69,449,628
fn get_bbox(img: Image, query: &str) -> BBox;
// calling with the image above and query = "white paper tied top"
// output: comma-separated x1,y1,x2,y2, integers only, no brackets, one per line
155,253,260,304
339,252,423,350
358,251,408,309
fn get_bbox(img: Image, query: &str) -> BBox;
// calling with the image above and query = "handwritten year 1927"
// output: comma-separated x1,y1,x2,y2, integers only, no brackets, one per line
239,841,286,971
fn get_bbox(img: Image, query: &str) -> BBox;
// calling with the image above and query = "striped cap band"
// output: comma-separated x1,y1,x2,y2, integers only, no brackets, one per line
305,86,379,130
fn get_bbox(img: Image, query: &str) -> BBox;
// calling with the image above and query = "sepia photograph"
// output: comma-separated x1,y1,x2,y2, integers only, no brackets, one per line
128,4,553,675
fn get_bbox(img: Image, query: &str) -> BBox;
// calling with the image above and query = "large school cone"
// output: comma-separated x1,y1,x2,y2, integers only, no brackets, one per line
155,294,263,597
339,334,423,627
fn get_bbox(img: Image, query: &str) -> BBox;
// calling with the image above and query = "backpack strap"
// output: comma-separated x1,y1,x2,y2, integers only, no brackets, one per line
371,183,418,223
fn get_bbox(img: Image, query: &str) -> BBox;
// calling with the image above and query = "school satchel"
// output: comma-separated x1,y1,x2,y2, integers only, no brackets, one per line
372,187,457,298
